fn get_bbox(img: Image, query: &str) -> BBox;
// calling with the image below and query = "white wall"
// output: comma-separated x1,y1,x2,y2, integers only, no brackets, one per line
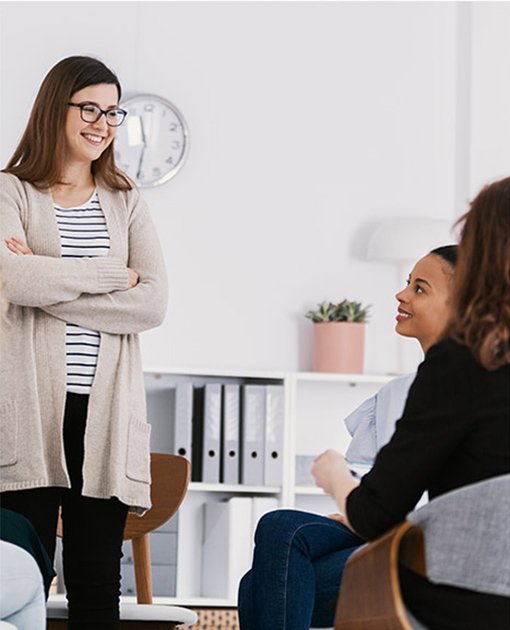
0,1,468,375
469,2,510,196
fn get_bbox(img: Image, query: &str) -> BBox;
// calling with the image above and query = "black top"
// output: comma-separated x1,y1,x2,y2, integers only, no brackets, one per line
346,337,510,630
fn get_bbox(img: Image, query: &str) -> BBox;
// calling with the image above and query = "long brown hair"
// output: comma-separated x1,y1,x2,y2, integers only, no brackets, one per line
3,56,131,190
450,176,510,370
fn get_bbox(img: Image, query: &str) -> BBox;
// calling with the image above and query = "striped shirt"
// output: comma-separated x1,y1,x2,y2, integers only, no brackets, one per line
54,191,109,394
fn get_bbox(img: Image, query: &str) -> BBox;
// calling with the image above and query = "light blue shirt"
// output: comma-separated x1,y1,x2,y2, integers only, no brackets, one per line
344,373,417,466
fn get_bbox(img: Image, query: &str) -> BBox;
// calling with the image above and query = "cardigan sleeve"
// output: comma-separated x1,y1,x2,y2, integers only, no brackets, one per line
39,192,168,334
0,175,129,306
346,342,473,541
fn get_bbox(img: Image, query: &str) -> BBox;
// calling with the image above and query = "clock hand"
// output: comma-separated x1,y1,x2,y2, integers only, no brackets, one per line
136,144,146,179
136,116,148,179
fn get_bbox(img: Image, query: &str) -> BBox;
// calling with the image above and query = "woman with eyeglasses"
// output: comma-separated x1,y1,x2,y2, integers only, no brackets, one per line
0,56,167,629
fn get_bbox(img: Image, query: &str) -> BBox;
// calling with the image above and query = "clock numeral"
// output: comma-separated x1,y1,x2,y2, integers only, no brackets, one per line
144,104,154,112
153,167,161,177
166,156,174,165
171,141,180,150
169,123,178,132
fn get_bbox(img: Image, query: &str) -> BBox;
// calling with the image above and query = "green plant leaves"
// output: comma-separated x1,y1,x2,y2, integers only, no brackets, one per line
305,299,371,323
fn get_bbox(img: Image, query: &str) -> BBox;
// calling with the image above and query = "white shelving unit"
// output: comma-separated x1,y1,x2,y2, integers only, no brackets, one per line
136,366,395,608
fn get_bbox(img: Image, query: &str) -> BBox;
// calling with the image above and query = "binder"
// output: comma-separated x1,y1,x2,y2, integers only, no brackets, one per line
191,387,205,482
263,385,285,487
240,385,265,486
173,381,193,460
221,384,240,485
201,383,222,484
201,497,253,599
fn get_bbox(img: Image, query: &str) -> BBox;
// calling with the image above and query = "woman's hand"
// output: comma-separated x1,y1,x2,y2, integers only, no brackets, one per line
326,512,356,531
5,237,33,255
312,449,360,515
127,268,139,288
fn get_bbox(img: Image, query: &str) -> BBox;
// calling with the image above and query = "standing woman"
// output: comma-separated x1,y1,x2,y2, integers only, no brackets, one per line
313,177,510,629
0,56,167,628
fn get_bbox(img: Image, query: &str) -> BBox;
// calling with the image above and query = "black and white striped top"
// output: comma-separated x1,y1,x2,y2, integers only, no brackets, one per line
54,191,110,394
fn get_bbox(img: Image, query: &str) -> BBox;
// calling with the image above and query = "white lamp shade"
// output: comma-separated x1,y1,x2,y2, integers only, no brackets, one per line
367,218,456,262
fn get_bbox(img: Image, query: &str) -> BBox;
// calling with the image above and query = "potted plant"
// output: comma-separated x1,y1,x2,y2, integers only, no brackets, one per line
305,299,371,373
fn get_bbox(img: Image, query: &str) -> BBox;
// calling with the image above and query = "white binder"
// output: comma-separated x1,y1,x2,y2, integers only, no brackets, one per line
201,383,222,484
201,497,253,599
221,384,240,485
263,385,285,487
240,385,265,486
173,381,193,461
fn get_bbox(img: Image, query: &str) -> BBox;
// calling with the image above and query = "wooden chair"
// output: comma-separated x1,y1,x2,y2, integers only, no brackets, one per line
334,521,425,630
334,475,510,630
47,453,198,629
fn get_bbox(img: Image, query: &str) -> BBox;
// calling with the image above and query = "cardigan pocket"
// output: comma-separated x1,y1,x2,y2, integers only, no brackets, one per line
126,418,151,483
0,401,18,466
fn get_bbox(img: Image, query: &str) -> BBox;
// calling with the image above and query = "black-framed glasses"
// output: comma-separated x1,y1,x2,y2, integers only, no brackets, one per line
68,102,128,127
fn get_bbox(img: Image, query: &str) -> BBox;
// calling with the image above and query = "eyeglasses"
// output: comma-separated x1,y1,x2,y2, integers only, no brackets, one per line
68,102,128,127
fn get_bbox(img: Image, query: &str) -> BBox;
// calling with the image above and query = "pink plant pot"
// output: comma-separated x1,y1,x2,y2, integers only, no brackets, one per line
312,322,365,373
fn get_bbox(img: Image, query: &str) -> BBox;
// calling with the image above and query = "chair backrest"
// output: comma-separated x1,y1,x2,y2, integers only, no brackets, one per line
125,453,190,605
124,453,190,540
56,453,191,606
407,474,510,597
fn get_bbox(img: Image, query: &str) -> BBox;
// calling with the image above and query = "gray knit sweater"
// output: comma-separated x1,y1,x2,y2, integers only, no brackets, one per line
0,173,168,513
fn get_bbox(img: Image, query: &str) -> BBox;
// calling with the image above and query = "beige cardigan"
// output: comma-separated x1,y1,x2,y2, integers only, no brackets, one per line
0,172,168,513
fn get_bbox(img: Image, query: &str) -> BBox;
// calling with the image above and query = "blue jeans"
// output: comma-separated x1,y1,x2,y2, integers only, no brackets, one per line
237,509,364,629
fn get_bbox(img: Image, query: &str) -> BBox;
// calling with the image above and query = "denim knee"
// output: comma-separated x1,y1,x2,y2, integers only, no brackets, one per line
254,509,302,547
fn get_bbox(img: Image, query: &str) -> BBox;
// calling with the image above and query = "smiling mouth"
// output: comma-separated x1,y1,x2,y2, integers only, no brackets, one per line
396,308,413,321
82,133,105,146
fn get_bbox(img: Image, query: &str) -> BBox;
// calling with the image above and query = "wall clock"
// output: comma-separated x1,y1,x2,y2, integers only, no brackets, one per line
115,93,189,187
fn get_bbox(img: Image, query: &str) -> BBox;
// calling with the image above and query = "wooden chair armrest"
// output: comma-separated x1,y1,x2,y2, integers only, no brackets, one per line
335,521,425,630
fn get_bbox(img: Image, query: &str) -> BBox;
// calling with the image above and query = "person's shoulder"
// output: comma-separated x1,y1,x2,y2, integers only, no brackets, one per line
420,337,478,385
426,337,472,365
382,372,416,391
0,171,23,190
0,172,34,204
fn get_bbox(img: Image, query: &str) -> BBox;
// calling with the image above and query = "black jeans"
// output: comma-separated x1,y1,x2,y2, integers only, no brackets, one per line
0,393,129,630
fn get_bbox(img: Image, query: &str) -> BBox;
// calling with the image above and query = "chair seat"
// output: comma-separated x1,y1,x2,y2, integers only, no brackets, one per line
47,599,198,625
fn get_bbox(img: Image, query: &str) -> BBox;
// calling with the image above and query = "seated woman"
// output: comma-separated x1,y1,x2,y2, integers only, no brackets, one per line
238,245,458,629
345,244,458,469
312,178,510,630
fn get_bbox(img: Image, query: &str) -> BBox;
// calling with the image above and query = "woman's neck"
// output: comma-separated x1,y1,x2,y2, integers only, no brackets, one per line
51,163,96,207
57,161,95,190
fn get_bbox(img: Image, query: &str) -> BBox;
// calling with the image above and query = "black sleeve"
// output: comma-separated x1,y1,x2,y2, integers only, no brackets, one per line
346,340,474,541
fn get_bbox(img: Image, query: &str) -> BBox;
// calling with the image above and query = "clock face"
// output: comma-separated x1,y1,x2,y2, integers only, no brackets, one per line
114,94,189,187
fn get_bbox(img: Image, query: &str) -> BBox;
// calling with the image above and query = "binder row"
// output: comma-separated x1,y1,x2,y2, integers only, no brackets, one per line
173,383,285,486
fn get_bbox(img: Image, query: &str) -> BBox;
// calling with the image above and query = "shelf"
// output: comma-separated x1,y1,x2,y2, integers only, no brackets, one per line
294,485,326,495
188,482,280,494
293,371,395,384
144,364,287,380
143,365,400,385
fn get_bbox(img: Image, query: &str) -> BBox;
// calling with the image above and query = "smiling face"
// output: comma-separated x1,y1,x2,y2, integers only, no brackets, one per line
64,83,119,167
395,253,454,352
